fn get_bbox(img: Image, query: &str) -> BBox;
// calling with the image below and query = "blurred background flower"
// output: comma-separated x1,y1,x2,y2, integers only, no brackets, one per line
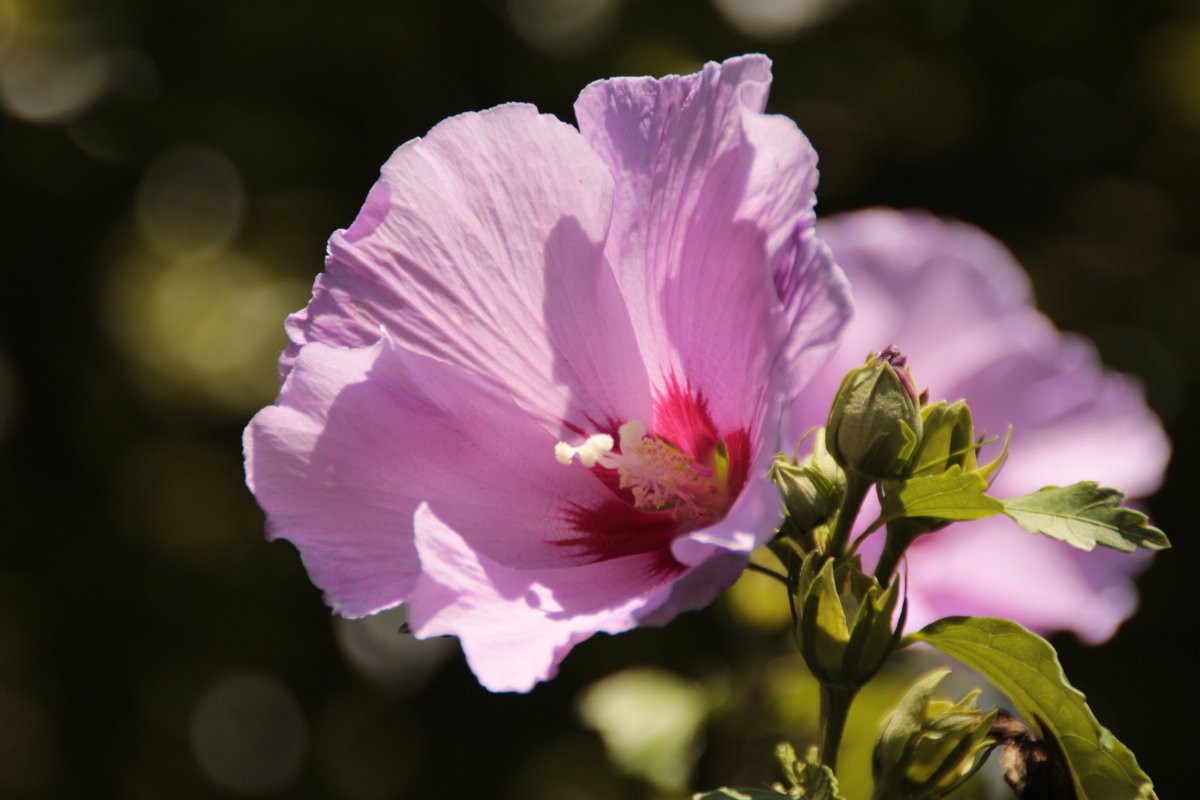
786,208,1169,644
1,0,1195,797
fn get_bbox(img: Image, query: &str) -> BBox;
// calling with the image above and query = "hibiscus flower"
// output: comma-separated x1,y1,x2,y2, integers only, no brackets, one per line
788,208,1170,643
244,55,852,691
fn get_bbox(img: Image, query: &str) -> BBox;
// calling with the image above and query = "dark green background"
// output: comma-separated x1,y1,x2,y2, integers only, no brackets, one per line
1,0,1194,797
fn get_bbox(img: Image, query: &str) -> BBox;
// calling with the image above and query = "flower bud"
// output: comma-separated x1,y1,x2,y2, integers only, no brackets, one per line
827,347,923,482
909,400,977,476
769,429,845,535
794,553,901,688
872,669,998,800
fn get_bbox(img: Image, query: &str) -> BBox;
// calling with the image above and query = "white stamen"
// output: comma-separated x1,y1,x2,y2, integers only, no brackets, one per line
555,419,728,523
617,420,646,450
554,433,614,468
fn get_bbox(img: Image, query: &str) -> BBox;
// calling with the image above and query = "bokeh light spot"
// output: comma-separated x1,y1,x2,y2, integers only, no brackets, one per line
577,667,711,791
712,0,856,41
103,248,308,412
136,145,245,256
506,0,622,58
333,607,455,694
189,672,306,796
0,39,109,123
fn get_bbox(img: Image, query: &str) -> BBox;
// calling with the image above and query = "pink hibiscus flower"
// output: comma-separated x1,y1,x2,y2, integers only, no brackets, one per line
244,55,852,691
789,208,1170,643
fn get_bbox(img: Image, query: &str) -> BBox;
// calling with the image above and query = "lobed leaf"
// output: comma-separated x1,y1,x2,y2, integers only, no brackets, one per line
1001,482,1169,553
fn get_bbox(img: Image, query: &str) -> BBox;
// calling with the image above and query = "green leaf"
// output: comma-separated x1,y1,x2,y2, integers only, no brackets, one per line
1001,482,1169,553
692,790,790,800
879,466,1003,525
912,617,1157,800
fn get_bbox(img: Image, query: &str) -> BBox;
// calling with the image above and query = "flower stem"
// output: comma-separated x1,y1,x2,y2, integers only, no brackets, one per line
827,474,871,557
818,683,858,773
746,561,789,585
874,519,919,584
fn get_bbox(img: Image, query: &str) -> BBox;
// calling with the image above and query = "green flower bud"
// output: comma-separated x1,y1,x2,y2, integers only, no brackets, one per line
872,669,998,800
794,554,901,688
909,400,977,476
769,429,846,535
827,347,923,482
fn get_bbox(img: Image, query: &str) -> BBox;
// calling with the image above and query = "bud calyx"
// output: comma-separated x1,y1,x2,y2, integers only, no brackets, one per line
872,669,998,800
827,348,923,482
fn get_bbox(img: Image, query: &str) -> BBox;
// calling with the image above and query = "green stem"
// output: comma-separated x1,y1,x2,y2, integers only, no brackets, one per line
874,519,921,584
827,474,871,557
818,684,858,773
746,561,789,585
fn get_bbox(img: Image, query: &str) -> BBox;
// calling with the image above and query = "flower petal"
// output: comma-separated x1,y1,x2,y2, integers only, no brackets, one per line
245,339,419,617
408,503,688,692
575,55,850,434
896,524,1147,644
283,103,652,435
246,334,670,618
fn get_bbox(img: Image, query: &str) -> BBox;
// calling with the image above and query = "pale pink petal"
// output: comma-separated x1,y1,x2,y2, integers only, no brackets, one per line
246,335,672,618
898,526,1146,644
245,340,418,617
408,504,688,692
793,208,1169,641
575,55,850,435
283,103,652,435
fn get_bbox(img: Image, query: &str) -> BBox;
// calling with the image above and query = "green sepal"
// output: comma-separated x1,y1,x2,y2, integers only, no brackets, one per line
873,668,997,800
911,617,1157,800
910,401,978,475
842,578,900,686
799,556,850,679
878,466,1003,527
974,425,1011,483
1001,482,1170,553
908,400,1010,483
794,554,900,687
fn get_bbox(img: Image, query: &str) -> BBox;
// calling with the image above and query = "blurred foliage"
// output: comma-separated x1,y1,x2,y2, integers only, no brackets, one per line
0,0,1196,797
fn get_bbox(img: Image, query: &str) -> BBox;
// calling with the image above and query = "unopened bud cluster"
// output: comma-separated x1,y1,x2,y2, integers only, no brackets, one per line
872,669,997,800
769,429,845,544
792,552,900,688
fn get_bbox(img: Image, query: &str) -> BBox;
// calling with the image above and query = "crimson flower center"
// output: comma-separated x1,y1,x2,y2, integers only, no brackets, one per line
556,420,735,524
